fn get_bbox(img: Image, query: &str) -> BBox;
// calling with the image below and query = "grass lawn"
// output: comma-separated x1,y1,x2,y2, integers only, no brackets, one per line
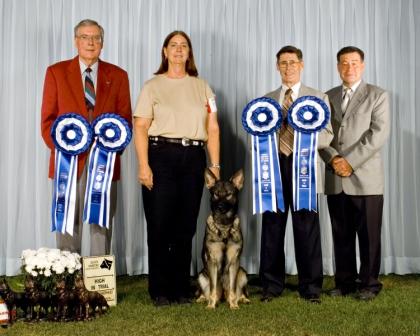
1,274,419,336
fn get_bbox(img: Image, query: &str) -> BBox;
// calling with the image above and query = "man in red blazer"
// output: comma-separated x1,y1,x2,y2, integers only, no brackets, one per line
41,19,132,255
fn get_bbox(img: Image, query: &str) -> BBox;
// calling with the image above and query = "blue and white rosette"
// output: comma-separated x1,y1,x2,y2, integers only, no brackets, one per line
288,96,330,212
242,97,285,214
51,113,93,235
83,113,132,229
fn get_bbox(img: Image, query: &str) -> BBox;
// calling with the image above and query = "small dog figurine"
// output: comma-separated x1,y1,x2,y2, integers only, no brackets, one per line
54,278,75,321
197,169,250,309
74,275,108,320
23,276,50,321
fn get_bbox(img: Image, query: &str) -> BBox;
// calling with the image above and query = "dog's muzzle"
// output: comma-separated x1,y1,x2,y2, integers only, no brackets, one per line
212,201,233,214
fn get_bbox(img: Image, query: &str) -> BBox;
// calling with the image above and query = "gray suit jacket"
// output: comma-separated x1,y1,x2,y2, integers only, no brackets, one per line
319,81,390,195
265,84,334,193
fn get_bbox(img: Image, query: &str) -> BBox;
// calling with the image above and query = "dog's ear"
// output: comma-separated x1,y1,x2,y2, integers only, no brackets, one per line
230,169,244,190
204,168,217,189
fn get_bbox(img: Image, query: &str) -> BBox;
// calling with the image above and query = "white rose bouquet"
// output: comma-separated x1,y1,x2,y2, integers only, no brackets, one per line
21,247,82,291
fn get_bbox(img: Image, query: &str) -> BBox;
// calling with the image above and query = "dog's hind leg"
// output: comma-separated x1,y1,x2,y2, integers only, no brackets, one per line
236,267,250,305
196,272,209,303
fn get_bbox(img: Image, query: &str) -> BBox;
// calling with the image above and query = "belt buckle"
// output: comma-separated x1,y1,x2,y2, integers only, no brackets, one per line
181,138,190,146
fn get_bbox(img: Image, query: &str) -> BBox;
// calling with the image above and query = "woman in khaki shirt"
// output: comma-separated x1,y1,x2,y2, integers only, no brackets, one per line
134,31,220,307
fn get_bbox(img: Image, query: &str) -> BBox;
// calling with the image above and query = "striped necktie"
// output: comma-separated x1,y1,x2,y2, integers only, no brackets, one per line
341,87,351,115
85,67,95,121
278,88,294,156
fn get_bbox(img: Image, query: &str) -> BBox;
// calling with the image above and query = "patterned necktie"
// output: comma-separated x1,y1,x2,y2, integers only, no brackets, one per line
278,88,294,156
84,67,95,121
341,87,351,115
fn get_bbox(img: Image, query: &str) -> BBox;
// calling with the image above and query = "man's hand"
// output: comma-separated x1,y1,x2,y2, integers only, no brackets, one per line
138,164,153,190
331,156,353,177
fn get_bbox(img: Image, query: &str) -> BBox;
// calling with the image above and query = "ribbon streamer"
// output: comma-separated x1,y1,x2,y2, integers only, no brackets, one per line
242,97,284,214
50,113,93,235
83,113,132,229
288,96,330,212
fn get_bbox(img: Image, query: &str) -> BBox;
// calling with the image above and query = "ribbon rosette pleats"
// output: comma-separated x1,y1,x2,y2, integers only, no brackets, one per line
51,113,93,235
83,113,132,229
288,96,330,211
242,97,285,214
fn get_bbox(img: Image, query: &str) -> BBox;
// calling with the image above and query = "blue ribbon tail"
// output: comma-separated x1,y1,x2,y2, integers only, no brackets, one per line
51,150,77,235
83,142,116,228
293,132,318,212
252,134,283,214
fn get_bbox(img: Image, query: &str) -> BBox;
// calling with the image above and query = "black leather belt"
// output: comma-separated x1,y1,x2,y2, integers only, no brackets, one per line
149,136,205,147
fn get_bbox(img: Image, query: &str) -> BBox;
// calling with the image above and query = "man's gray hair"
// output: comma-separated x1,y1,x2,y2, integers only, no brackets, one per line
74,19,104,42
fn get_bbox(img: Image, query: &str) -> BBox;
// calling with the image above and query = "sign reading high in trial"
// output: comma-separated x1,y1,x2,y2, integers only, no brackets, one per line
82,255,117,306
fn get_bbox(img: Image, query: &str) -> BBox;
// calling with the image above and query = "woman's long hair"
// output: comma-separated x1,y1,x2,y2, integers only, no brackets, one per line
154,30,198,77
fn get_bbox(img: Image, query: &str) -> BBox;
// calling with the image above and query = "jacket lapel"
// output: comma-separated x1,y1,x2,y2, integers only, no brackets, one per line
267,87,281,102
95,60,112,116
330,88,343,123
67,57,88,118
298,84,309,98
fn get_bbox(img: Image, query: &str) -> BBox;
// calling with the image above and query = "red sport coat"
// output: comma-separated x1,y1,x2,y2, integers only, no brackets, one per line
41,56,132,180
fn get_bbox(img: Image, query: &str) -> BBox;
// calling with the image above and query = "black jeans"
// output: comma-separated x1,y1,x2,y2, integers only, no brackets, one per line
142,141,206,299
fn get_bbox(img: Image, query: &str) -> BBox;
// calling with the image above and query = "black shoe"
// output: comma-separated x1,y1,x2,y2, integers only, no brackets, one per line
153,296,170,307
260,292,276,302
302,294,321,304
356,290,377,301
328,287,356,297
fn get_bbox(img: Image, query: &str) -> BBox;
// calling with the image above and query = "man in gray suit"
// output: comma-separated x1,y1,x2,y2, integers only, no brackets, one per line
260,46,333,303
320,46,390,300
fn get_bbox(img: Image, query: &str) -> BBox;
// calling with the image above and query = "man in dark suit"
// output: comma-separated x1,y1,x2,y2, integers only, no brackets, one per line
41,19,132,255
260,46,333,303
320,46,390,300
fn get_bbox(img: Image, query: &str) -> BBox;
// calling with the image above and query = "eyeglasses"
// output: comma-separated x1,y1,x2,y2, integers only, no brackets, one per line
77,34,102,44
278,60,301,68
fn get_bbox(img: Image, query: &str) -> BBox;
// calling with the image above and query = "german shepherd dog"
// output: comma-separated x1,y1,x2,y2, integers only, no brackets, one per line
196,169,250,309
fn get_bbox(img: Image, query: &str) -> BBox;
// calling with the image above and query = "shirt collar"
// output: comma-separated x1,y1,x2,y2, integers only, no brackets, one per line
281,82,301,99
79,58,99,77
343,80,361,94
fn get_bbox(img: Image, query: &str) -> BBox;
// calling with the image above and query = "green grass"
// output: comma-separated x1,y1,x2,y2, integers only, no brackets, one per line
1,274,420,336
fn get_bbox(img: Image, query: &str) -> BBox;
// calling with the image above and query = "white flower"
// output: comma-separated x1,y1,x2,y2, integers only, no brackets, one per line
21,247,82,290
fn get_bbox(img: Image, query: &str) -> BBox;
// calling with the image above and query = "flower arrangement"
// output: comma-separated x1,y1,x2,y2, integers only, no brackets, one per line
21,247,82,291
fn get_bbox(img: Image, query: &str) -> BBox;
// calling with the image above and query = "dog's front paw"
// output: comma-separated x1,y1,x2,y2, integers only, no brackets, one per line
228,302,239,310
206,303,216,309
206,298,217,309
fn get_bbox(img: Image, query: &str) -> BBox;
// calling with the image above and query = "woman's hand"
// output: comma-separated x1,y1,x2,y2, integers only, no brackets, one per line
138,164,153,190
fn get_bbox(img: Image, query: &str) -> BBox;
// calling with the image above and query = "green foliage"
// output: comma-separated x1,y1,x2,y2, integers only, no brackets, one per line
1,275,419,336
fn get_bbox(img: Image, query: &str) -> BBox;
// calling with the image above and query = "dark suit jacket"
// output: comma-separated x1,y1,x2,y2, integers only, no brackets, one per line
320,81,390,195
41,56,132,180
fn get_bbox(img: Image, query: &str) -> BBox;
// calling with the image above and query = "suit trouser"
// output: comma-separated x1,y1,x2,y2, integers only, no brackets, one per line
56,163,116,256
142,141,206,299
327,192,383,294
260,153,323,297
